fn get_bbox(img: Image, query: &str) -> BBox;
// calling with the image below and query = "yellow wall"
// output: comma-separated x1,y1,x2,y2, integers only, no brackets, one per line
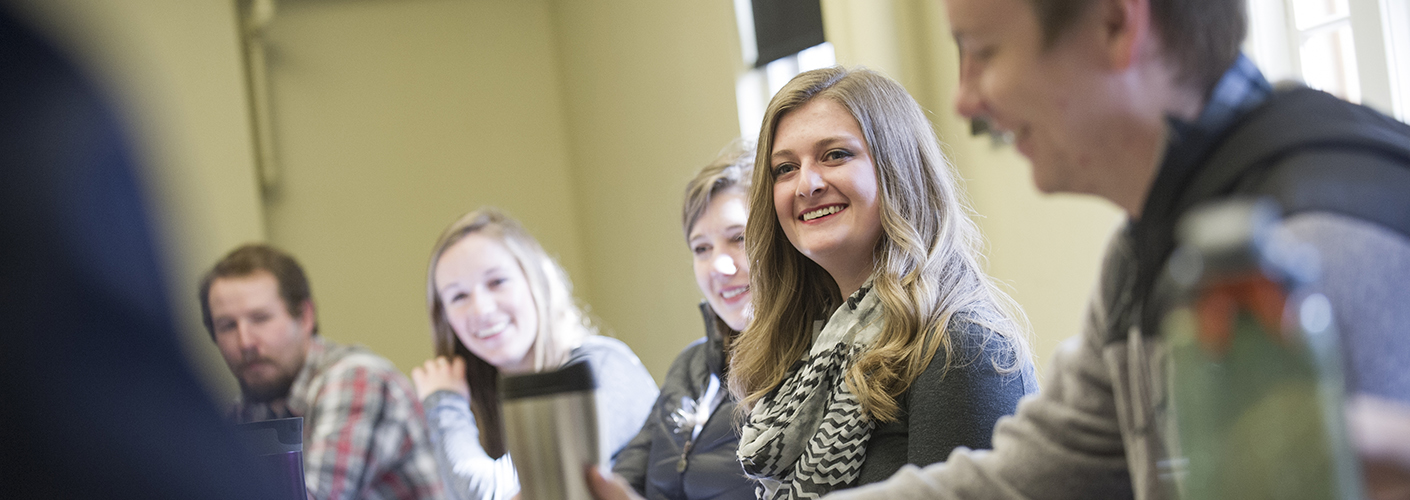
548,0,744,379
256,0,590,383
252,0,744,383
21,0,745,395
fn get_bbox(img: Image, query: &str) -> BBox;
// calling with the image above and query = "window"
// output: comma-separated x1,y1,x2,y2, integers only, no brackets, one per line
733,0,836,140
1247,0,1410,120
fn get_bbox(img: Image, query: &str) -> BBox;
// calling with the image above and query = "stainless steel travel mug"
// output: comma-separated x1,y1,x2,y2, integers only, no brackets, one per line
500,359,599,500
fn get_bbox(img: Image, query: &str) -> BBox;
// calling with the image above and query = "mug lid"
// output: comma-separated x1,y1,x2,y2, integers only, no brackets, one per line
499,359,596,400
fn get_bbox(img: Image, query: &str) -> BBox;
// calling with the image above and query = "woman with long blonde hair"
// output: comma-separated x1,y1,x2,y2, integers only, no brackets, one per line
411,208,658,500
730,67,1038,499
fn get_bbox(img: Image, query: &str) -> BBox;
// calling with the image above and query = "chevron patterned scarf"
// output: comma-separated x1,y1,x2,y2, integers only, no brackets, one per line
738,282,883,500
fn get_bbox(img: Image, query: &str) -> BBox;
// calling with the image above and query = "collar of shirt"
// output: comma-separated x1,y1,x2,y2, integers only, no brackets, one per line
1141,54,1273,226
1124,54,1273,337
281,335,329,417
1177,54,1273,140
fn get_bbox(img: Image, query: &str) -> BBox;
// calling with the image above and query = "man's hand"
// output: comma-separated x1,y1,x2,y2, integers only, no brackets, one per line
1349,394,1410,500
584,465,644,500
410,356,469,401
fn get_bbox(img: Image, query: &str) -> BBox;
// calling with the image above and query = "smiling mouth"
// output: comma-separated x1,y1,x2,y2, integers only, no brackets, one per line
476,320,509,338
720,285,749,300
800,205,845,221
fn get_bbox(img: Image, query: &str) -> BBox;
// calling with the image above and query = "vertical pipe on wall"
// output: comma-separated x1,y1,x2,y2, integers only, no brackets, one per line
240,0,280,196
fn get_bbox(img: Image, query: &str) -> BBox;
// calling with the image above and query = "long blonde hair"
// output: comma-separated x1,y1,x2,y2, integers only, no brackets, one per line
729,67,1030,423
426,207,594,457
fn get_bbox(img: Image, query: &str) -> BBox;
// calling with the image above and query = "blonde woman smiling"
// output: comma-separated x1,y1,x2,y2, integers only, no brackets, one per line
730,67,1038,499
411,208,658,500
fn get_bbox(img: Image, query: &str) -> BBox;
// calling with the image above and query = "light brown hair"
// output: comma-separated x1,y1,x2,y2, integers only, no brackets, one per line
730,67,1030,422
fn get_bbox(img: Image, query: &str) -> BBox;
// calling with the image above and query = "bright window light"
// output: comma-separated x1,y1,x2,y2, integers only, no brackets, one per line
1246,0,1407,119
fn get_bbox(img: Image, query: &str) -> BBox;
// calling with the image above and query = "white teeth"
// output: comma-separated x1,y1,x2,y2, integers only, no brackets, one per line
802,205,843,221
721,286,749,299
476,321,509,338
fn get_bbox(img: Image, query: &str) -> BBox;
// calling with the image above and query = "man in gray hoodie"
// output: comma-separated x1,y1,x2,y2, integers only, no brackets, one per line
827,0,1410,499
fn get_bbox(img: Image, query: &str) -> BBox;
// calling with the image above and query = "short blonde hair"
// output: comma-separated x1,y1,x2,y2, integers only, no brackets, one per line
426,207,593,457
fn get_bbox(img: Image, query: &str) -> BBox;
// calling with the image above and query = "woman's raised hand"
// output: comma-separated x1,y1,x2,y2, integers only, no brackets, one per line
410,356,469,401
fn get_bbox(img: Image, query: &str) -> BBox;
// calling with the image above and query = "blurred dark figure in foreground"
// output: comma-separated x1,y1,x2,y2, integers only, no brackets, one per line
0,7,277,498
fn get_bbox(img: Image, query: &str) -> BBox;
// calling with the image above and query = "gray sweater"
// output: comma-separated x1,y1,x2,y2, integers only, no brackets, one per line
856,314,1039,485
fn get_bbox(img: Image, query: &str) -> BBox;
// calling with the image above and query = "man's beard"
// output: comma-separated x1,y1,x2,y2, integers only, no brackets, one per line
237,363,298,403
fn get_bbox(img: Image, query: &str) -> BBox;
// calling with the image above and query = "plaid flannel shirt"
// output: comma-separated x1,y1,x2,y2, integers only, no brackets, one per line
233,336,446,500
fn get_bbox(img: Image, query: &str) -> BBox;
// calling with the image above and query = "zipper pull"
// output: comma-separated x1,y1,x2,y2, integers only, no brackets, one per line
676,439,694,473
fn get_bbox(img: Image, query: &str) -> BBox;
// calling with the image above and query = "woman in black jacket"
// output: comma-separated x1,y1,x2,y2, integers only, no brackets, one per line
606,141,758,500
